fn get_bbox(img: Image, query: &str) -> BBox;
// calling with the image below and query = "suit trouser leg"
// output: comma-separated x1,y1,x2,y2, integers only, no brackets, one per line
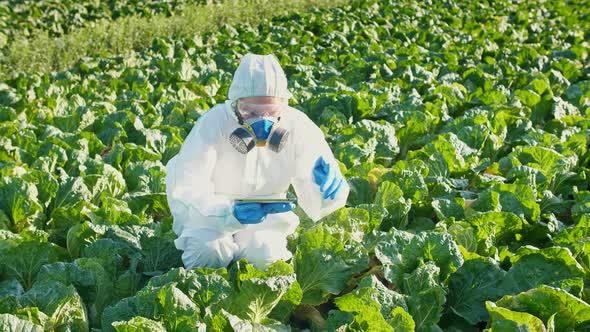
174,227,239,269
232,228,293,270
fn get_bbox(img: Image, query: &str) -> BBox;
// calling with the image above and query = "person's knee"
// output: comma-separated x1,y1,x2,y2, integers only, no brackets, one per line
233,230,292,270
176,228,238,269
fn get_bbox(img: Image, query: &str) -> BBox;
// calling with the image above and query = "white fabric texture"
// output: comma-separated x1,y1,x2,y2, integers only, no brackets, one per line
175,228,239,269
174,227,292,270
228,53,293,101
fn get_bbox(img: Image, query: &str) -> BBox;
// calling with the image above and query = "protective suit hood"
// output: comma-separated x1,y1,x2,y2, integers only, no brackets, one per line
228,53,293,101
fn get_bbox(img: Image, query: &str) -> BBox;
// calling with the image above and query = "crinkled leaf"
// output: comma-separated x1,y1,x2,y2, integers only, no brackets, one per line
0,278,24,298
101,284,200,332
147,267,232,314
485,301,546,332
496,285,590,331
222,310,290,332
502,246,585,295
464,212,524,255
34,262,96,304
20,280,89,332
374,181,412,230
388,307,415,331
406,284,446,331
0,313,43,332
294,225,368,305
357,275,408,317
447,258,508,324
112,316,167,332
0,239,68,289
0,177,45,232
381,231,463,285
489,183,541,222
333,287,393,332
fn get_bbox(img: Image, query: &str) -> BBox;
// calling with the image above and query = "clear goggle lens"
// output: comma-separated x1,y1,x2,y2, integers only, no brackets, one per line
237,100,286,119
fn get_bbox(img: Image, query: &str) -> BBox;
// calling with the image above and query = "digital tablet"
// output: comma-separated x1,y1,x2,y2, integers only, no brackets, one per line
235,198,297,204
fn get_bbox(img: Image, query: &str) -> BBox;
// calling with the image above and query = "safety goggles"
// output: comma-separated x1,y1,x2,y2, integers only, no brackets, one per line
236,100,286,119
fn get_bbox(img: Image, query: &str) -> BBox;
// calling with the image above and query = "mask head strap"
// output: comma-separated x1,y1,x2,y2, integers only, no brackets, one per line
231,100,245,125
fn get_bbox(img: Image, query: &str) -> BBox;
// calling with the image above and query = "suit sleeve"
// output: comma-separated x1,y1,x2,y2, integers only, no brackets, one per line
165,109,243,233
290,117,350,222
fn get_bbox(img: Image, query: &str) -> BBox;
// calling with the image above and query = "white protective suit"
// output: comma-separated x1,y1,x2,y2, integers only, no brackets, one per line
165,54,350,270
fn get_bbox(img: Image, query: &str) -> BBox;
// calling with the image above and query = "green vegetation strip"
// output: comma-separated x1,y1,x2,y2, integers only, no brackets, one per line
0,0,347,79
0,0,216,42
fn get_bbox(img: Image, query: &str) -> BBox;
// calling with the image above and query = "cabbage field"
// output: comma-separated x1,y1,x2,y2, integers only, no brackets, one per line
0,0,589,331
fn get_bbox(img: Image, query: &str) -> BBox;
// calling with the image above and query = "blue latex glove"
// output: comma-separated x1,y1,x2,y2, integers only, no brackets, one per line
233,202,296,224
233,203,266,224
313,156,343,200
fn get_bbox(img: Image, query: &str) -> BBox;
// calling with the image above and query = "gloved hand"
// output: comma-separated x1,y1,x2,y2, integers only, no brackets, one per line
313,156,343,200
233,203,267,224
233,202,296,224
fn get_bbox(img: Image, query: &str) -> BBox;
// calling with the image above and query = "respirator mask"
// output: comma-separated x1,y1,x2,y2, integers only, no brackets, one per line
229,99,289,154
